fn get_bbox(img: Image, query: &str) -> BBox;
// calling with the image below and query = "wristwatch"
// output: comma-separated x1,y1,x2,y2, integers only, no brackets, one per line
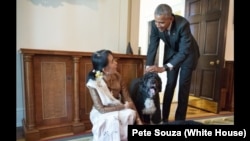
163,65,169,71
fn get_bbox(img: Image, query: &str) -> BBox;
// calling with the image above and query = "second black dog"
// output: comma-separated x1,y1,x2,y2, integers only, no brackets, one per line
129,72,162,124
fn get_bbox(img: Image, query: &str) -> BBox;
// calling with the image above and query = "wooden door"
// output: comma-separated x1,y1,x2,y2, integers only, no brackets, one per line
185,0,229,113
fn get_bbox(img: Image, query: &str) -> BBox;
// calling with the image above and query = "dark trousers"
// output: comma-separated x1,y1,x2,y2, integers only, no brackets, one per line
162,67,193,121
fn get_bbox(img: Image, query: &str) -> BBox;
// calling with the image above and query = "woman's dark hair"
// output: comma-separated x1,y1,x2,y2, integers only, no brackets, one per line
86,49,112,82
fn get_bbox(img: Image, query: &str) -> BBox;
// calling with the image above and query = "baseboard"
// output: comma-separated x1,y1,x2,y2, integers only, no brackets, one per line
16,108,24,127
16,126,24,139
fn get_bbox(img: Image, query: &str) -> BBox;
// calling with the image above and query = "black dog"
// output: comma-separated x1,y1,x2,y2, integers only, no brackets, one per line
129,72,162,124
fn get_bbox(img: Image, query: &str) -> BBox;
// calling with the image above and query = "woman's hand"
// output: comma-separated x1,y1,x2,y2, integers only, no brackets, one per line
136,118,144,125
124,101,133,109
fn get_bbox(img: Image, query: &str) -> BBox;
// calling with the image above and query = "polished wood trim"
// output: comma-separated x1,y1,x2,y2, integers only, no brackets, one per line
220,61,234,111
19,48,146,59
23,55,35,130
73,56,80,124
221,61,234,111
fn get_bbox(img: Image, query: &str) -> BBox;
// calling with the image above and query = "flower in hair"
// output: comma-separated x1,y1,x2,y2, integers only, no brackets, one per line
95,70,103,79
93,70,103,87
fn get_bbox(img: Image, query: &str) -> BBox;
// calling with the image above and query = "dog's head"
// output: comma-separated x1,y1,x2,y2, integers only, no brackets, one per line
139,72,162,98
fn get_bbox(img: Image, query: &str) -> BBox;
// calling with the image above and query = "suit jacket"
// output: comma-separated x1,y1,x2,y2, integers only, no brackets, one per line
146,14,200,70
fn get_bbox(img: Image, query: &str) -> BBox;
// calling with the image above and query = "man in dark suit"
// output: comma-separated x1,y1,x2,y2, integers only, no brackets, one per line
145,4,200,122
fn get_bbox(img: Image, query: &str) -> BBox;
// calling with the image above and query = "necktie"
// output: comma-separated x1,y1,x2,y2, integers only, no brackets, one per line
165,30,170,45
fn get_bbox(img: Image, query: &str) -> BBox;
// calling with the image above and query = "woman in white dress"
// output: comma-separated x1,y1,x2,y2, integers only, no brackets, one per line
86,49,143,141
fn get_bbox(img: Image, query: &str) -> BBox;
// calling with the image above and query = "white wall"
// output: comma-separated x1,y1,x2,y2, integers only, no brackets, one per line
16,0,130,127
225,0,234,61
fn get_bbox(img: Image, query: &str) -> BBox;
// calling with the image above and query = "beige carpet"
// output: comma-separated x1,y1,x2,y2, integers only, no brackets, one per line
194,115,234,125
67,136,93,141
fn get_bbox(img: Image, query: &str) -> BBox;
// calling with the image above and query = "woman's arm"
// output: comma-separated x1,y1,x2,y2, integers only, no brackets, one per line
120,78,143,125
88,87,125,113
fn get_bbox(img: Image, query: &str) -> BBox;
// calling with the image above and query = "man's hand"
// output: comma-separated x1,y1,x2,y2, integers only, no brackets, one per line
145,65,166,73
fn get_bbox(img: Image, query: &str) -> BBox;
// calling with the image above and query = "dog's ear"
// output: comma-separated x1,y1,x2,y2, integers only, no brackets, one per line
129,78,140,96
142,72,150,82
138,77,145,91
